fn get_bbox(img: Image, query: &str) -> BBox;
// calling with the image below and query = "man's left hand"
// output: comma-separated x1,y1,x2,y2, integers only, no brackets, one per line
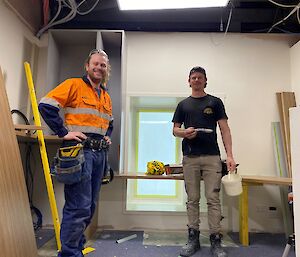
226,157,236,172
104,136,112,145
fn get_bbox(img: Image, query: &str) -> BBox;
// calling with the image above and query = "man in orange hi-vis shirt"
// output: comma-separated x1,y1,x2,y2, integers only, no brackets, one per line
39,49,113,257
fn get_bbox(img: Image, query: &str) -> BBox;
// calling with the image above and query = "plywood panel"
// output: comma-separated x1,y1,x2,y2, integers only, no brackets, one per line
0,67,37,257
276,92,296,178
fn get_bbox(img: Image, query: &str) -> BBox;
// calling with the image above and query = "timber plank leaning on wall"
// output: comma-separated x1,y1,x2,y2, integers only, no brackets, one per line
0,67,37,257
276,92,296,178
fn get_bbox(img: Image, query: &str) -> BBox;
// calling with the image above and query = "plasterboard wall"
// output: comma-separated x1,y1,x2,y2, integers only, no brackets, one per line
291,40,300,102
0,0,41,112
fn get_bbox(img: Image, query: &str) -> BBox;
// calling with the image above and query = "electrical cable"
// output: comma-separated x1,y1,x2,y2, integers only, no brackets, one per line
43,0,50,26
77,0,100,15
267,0,300,33
36,0,101,38
267,0,297,8
62,0,72,8
268,3,300,32
36,0,77,38
11,109,43,231
210,1,233,46
224,4,233,35
37,0,64,38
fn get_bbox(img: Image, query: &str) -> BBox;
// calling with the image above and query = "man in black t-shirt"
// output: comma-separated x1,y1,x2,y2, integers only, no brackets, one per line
172,66,236,257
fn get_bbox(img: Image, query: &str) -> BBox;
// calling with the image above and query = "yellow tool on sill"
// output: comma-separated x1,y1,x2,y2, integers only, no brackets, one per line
59,144,83,158
146,160,165,175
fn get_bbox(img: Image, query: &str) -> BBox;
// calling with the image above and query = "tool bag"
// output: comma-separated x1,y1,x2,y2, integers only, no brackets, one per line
51,143,85,185
100,143,114,184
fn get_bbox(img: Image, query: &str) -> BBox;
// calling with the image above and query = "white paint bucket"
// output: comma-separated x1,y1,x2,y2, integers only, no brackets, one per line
221,173,242,196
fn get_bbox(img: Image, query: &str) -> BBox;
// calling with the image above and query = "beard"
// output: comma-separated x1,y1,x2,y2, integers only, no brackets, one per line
88,69,105,84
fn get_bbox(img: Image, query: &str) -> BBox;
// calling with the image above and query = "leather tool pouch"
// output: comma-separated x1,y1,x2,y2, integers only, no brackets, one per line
51,144,85,185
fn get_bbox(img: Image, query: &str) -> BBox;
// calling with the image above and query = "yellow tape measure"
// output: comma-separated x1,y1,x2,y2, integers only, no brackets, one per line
59,144,83,157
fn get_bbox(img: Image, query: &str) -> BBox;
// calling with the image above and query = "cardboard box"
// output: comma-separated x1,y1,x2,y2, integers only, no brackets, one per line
164,164,183,175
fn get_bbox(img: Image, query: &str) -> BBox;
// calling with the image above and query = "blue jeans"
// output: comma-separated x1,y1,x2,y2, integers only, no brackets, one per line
58,148,106,257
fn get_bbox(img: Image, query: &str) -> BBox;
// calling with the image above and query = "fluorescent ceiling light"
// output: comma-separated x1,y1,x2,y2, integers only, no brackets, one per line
117,0,230,10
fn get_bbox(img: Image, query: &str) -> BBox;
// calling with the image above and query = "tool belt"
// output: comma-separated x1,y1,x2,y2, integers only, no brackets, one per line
51,138,111,185
83,138,109,151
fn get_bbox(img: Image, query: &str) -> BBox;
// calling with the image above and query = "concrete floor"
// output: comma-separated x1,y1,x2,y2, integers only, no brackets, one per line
37,229,237,257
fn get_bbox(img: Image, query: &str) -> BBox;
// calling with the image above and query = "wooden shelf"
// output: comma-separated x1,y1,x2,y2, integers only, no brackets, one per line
15,130,63,144
14,124,44,130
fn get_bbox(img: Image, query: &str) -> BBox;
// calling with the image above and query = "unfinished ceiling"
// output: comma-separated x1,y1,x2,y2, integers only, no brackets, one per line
47,0,300,34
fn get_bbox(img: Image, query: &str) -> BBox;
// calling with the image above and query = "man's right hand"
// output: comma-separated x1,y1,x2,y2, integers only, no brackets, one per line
63,132,87,142
185,127,197,139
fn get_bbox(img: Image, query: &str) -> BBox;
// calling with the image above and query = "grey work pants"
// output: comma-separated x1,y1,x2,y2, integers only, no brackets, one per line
183,155,222,234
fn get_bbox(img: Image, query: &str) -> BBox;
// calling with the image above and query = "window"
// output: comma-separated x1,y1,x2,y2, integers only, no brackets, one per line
126,109,186,212
136,111,178,197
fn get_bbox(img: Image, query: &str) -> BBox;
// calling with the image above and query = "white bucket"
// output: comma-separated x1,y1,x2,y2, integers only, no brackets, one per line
221,173,242,196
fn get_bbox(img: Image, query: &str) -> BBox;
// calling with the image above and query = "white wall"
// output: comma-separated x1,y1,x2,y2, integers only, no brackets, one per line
0,0,43,113
291,41,300,101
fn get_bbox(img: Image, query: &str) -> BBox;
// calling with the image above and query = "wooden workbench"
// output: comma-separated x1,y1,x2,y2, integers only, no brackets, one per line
116,173,292,246
238,175,292,246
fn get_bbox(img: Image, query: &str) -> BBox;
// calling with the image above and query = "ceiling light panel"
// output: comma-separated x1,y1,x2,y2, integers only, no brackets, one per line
117,0,230,10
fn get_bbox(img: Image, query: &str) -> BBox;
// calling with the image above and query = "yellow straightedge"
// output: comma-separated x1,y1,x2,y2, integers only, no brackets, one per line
24,62,95,255
24,62,62,251
82,247,95,255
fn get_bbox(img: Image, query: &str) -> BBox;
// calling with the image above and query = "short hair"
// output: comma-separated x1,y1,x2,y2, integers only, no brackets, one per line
188,66,207,87
84,49,111,84
189,66,207,79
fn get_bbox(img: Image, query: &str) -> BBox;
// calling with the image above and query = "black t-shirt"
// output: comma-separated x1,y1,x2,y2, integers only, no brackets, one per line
172,94,228,156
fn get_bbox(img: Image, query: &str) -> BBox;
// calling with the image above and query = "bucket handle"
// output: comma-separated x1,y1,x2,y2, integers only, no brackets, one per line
227,163,239,179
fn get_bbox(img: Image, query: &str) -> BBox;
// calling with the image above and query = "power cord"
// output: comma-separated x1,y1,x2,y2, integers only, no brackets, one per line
267,0,300,32
36,0,101,38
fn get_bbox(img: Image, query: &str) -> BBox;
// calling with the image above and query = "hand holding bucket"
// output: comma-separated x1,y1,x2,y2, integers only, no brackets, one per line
221,170,242,196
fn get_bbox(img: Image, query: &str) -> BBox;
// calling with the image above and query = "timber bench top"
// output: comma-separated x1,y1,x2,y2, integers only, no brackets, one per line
116,173,292,185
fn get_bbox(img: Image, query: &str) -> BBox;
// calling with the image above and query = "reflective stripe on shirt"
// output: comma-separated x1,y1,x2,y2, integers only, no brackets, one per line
40,97,61,108
66,125,108,135
65,107,113,121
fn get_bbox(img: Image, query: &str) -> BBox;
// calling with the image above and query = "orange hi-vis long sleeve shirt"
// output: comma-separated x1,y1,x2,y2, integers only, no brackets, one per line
39,77,113,137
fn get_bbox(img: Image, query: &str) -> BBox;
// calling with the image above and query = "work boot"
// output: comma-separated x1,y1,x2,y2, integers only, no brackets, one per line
180,228,200,257
210,233,227,257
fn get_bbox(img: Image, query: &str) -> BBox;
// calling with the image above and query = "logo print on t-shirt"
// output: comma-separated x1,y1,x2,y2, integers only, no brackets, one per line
203,107,213,114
